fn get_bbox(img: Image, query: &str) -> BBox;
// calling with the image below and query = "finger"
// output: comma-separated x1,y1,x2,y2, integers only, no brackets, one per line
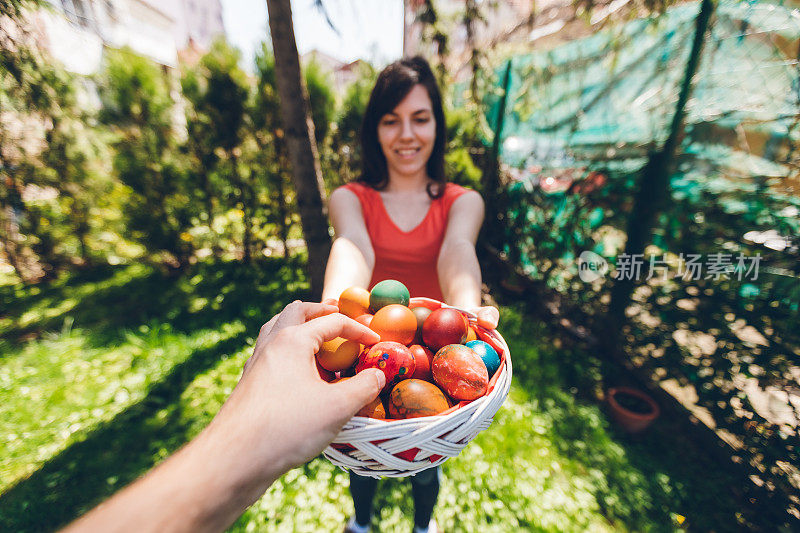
272,301,339,333
298,313,380,351
258,313,281,340
321,297,338,306
332,369,386,417
476,307,499,330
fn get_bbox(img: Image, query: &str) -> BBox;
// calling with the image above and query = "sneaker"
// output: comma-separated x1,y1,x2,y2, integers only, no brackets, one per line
343,516,371,533
413,518,443,533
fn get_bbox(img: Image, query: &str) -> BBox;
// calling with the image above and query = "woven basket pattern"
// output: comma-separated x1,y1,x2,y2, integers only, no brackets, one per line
323,305,512,478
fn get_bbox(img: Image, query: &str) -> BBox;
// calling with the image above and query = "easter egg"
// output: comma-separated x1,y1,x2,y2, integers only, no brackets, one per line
338,287,371,319
422,308,468,352
369,280,410,312
316,337,361,372
316,359,335,382
409,344,434,381
411,306,432,344
466,326,478,343
466,340,501,378
357,396,387,419
387,379,450,419
355,341,415,391
370,304,417,345
432,344,488,401
355,313,374,328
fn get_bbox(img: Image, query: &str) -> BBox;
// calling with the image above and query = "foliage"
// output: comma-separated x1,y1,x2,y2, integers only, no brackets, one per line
181,38,258,261
325,61,376,190
1,4,113,281
303,59,335,144
486,0,800,521
100,48,197,270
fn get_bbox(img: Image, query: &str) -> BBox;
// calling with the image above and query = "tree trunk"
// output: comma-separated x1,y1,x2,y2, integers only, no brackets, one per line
266,0,331,300
481,59,513,256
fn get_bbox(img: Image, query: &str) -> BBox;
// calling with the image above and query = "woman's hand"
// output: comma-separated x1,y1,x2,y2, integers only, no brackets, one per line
466,305,500,330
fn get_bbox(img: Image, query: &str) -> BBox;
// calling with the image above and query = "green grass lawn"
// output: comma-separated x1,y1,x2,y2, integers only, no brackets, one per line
0,259,747,531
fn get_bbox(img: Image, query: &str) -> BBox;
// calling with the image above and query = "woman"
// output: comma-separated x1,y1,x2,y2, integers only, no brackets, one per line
321,56,499,533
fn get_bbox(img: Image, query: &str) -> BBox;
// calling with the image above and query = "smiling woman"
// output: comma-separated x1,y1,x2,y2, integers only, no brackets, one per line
320,56,499,533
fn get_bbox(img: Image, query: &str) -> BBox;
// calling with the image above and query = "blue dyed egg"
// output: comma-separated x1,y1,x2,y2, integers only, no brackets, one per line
466,340,501,378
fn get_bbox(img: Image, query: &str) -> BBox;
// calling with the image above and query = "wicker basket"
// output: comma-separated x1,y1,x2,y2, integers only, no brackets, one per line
323,298,512,478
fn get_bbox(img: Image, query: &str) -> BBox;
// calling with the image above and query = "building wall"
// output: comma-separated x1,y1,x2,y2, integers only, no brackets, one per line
39,0,179,71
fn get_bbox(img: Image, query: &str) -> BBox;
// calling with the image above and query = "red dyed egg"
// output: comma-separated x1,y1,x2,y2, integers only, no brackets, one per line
355,341,416,392
387,379,450,419
431,344,489,401
409,344,434,381
422,308,468,352
411,306,432,344
370,304,417,345
316,359,335,382
355,313,374,328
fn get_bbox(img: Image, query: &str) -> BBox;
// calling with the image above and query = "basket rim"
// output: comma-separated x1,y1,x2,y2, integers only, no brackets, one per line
323,299,512,477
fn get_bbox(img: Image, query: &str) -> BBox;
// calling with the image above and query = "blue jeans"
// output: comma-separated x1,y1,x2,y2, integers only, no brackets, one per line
349,467,440,528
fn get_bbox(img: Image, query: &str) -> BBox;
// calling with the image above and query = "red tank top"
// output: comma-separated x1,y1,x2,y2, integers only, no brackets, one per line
340,182,469,301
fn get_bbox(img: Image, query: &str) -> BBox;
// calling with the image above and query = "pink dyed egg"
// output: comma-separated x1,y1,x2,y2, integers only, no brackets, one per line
431,344,489,401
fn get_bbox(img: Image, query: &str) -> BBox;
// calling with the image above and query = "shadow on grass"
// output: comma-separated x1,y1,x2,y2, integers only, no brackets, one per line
500,304,751,532
0,257,310,531
1,257,309,348
0,330,247,532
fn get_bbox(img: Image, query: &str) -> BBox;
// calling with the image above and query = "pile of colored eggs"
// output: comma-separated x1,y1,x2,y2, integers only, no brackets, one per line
316,280,502,420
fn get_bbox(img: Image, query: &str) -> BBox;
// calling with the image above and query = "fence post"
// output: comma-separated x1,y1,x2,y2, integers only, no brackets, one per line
604,0,717,349
482,58,513,255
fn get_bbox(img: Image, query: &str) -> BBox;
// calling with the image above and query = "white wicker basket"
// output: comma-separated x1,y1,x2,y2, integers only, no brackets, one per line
323,298,512,478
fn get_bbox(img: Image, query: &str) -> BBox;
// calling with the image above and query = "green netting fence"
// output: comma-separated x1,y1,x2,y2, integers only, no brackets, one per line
481,0,800,526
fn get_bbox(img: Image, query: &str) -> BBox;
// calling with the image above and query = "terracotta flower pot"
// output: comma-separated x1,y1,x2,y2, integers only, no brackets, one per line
606,386,660,433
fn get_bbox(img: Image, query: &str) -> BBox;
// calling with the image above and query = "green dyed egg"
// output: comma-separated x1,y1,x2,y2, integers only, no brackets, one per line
369,280,410,312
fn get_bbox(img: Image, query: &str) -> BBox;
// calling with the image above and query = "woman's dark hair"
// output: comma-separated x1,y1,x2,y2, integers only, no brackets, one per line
359,56,447,199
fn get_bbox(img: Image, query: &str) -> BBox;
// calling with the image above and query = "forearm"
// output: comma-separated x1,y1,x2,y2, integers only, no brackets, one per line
321,237,373,301
62,414,282,533
437,239,482,309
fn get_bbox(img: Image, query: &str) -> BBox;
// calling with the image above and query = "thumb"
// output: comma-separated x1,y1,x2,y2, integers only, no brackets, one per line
335,369,386,416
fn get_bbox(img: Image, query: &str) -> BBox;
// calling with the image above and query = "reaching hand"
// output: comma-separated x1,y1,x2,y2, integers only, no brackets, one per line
213,301,385,477
62,302,385,533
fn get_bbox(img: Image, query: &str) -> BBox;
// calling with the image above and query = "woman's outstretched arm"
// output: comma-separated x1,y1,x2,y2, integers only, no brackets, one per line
321,188,375,303
437,191,500,329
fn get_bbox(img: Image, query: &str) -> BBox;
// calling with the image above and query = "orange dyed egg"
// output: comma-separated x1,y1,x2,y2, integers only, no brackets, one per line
338,287,371,319
387,379,450,419
317,337,361,372
370,304,417,345
466,326,478,343
357,397,387,419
